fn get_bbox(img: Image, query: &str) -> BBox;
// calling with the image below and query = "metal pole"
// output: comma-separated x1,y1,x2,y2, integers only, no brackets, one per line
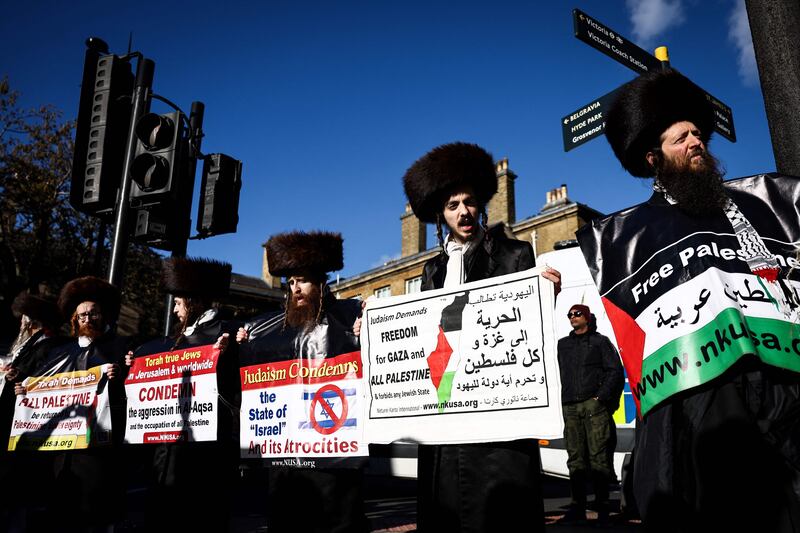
93,220,107,276
163,101,205,335
745,0,800,176
108,58,154,287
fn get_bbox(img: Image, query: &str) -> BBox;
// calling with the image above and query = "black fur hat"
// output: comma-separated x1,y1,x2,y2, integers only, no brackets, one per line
265,231,343,278
162,257,232,298
58,276,121,323
12,292,62,329
605,69,715,177
402,142,497,223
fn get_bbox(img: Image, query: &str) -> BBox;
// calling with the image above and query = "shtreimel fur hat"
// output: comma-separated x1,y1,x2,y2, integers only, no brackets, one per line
605,69,715,178
265,231,343,278
403,142,497,223
12,292,62,329
58,276,121,323
162,257,232,299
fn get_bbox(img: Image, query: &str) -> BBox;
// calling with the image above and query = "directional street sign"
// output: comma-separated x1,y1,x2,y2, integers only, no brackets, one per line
565,8,737,150
561,88,619,152
573,8,661,75
705,91,737,142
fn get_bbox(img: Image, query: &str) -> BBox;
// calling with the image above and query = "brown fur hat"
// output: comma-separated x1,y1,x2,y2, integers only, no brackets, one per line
605,69,715,178
402,142,497,223
11,292,62,329
265,231,343,278
58,276,121,323
162,257,232,298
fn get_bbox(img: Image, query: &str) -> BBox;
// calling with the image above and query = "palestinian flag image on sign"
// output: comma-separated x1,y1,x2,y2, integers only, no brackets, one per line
577,174,800,417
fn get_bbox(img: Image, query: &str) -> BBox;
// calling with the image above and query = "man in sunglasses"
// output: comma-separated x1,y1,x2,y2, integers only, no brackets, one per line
556,304,623,526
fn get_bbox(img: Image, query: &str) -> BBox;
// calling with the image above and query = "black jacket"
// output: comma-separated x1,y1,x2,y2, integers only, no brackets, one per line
134,313,242,531
577,175,800,531
421,225,535,290
557,328,624,406
417,228,544,533
241,292,361,365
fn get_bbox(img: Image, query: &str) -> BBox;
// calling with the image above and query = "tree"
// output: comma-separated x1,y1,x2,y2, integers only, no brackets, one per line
0,77,165,342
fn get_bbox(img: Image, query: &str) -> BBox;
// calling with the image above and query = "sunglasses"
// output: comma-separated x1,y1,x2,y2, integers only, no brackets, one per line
567,311,584,318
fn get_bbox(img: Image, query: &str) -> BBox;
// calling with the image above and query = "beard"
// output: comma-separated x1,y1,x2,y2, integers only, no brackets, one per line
286,288,321,330
655,150,728,217
10,321,35,353
77,321,104,340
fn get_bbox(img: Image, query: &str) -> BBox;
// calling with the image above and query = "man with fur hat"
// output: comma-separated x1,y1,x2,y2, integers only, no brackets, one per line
14,276,130,530
237,231,368,533
578,69,800,531
556,304,623,525
0,292,65,530
402,141,560,533
4,292,65,386
126,256,239,532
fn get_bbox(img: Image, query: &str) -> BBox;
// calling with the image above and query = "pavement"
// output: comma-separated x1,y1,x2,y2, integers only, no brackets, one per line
223,472,643,532
22,471,642,531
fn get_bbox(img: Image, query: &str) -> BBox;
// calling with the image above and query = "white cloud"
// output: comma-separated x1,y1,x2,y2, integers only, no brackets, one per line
728,0,759,87
626,0,685,47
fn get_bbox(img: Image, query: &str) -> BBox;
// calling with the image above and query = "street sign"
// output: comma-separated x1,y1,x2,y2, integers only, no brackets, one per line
567,9,737,147
705,90,737,142
573,9,662,75
561,88,619,152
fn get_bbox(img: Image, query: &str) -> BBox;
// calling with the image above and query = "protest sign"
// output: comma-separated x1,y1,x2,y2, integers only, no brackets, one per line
9,364,112,451
124,343,220,444
577,173,800,416
240,350,367,466
362,267,562,444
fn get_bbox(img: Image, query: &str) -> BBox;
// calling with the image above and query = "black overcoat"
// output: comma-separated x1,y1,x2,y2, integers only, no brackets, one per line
242,294,369,533
417,227,546,533
135,314,241,532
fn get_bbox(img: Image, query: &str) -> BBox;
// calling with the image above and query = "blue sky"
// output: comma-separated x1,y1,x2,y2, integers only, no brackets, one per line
1,0,774,281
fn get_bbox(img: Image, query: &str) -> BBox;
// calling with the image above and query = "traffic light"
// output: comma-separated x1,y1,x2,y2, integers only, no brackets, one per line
129,111,193,250
132,205,191,251
196,154,243,238
71,47,134,217
130,111,188,206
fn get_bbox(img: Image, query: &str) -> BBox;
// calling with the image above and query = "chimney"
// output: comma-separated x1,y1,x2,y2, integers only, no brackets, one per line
541,183,570,212
487,157,516,226
261,246,283,288
401,203,427,257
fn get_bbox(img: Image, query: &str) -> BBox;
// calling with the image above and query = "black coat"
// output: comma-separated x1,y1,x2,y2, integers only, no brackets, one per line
577,177,800,532
421,225,535,290
241,294,361,365
557,329,624,407
417,228,544,533
241,294,368,533
134,314,242,532
34,332,133,526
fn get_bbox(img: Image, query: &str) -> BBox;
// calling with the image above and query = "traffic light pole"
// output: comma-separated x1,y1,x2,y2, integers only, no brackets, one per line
163,101,205,335
108,58,155,288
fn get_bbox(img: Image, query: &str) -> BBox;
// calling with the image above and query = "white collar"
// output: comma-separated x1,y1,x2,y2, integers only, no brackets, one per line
444,225,485,257
184,308,218,336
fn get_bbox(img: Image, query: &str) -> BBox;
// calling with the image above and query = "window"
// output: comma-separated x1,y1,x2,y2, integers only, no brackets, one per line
374,286,392,298
405,276,422,294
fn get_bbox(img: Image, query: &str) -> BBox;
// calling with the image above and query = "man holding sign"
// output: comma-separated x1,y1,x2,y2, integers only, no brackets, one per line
238,231,368,533
579,69,800,531
402,142,560,533
126,257,239,532
13,276,128,530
